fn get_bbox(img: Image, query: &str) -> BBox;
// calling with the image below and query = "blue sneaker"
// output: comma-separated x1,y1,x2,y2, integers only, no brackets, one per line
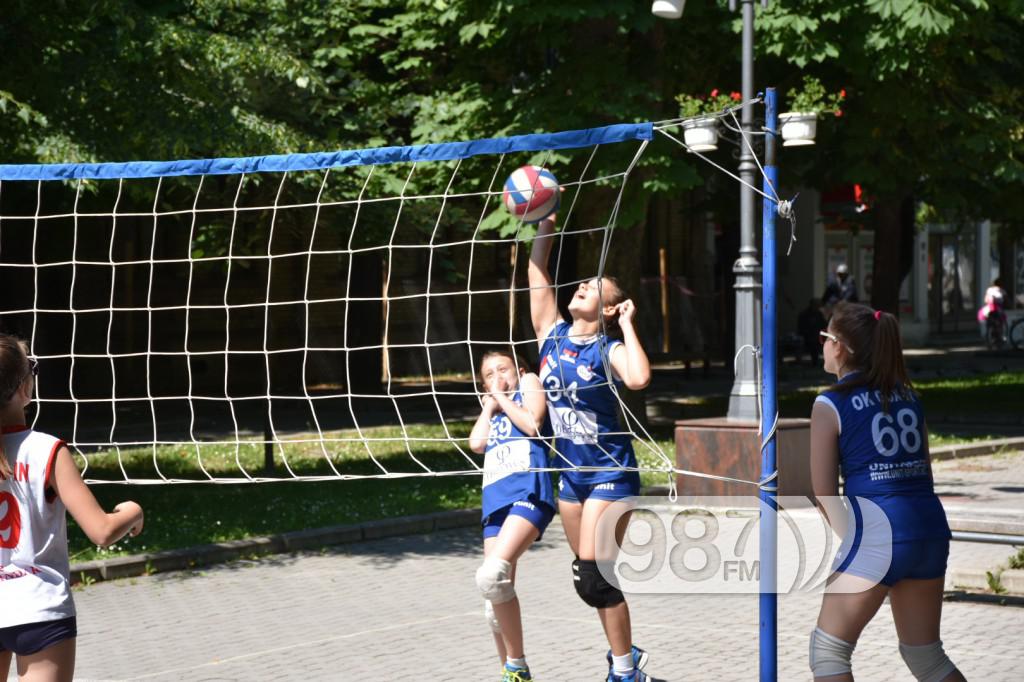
502,663,533,681
607,669,649,682
606,645,649,674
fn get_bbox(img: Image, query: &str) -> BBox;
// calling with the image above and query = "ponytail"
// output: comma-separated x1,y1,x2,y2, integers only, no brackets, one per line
0,431,9,481
828,303,913,412
867,311,913,412
0,334,31,481
600,276,627,339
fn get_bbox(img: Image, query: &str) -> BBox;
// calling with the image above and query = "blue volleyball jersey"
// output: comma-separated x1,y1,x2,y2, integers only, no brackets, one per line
537,321,636,484
817,375,950,542
481,390,554,519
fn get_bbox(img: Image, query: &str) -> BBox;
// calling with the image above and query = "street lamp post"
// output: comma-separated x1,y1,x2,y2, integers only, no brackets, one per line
728,0,762,422
652,0,764,422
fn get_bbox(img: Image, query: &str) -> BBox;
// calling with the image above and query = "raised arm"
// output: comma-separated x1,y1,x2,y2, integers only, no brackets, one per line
50,446,144,548
608,300,651,390
528,216,561,340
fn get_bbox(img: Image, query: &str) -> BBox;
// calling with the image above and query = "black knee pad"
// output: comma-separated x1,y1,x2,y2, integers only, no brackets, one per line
573,558,624,608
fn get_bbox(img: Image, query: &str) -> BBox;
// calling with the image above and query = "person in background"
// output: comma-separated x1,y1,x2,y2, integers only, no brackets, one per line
798,299,828,366
822,263,859,312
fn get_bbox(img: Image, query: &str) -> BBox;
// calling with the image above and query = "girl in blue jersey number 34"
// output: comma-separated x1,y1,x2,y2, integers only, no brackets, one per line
470,349,554,682
528,215,652,682
809,304,965,681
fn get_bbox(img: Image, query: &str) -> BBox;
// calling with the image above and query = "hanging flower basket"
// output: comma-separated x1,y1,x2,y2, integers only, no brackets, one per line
682,117,720,152
779,112,817,147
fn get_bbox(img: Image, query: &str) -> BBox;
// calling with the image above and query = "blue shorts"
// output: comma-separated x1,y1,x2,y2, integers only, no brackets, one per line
0,617,77,656
834,537,949,587
482,499,555,541
557,472,640,504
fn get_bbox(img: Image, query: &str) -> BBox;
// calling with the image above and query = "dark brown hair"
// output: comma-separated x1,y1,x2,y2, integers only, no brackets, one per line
598,276,628,338
477,349,528,387
828,302,913,411
1,334,31,480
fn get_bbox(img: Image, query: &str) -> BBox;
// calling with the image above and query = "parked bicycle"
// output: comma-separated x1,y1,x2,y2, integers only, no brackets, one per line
1010,315,1024,350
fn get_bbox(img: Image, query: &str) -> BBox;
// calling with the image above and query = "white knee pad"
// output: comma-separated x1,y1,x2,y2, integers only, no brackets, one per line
899,641,956,682
809,627,854,677
483,600,502,633
475,557,515,604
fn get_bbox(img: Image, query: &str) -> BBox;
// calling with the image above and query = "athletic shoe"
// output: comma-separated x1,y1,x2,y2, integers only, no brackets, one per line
502,663,533,681
606,645,649,673
606,669,650,682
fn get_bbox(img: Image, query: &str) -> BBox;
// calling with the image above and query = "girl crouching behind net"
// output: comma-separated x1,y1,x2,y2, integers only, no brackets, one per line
469,349,555,682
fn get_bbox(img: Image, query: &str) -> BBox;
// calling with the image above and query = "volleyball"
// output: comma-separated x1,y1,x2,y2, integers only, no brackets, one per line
502,165,560,223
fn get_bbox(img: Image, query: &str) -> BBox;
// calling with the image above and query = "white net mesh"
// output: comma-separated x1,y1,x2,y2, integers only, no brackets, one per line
0,124,687,484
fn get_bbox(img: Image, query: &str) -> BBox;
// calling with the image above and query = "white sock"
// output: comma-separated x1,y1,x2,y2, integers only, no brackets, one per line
612,652,634,675
506,656,527,670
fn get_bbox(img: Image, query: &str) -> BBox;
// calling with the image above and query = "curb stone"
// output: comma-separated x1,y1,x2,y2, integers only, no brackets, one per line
930,436,1024,461
71,507,481,584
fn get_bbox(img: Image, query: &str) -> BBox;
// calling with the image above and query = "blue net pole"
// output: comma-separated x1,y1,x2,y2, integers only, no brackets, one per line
759,86,779,682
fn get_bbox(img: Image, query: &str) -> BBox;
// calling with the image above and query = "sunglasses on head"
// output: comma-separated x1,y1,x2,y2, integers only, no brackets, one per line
28,356,38,377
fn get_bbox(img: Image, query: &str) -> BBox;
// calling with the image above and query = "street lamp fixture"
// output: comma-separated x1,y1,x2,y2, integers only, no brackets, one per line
654,0,768,422
651,0,685,19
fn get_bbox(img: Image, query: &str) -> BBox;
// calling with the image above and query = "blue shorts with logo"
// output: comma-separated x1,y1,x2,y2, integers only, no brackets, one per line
482,499,556,541
0,617,77,656
557,472,640,504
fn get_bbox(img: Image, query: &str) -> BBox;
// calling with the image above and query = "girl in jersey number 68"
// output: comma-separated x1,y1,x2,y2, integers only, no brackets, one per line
1,334,144,682
528,215,652,682
809,304,965,681
469,349,554,682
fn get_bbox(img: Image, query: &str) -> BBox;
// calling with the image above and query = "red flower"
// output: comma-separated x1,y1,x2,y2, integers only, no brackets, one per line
730,91,742,101
710,89,719,98
839,89,847,99
835,110,843,117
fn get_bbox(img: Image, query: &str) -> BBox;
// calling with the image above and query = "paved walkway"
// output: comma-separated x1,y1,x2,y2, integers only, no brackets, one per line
7,454,1024,682
50,523,1024,681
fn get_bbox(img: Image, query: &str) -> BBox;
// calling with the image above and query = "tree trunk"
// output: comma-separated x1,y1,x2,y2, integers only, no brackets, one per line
870,195,915,314
346,250,384,396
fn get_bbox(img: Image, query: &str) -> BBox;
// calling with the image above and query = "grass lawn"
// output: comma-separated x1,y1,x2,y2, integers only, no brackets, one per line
71,370,1024,563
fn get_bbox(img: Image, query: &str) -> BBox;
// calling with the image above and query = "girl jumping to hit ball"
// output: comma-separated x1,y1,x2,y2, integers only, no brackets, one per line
528,215,652,682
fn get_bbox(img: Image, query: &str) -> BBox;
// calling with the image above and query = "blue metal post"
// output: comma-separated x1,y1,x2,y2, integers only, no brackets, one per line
759,86,779,682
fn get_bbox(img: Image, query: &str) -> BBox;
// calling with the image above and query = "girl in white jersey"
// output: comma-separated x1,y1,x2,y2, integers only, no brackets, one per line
528,215,652,682
0,334,144,682
469,349,553,682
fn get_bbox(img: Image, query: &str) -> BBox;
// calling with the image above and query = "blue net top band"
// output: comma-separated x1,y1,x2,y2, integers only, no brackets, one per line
0,123,652,182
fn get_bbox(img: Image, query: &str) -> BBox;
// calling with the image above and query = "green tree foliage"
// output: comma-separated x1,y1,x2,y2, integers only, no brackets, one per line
2,0,1020,313
757,0,1024,309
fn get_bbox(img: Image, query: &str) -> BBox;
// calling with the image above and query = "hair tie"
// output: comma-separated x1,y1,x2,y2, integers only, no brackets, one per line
874,310,883,321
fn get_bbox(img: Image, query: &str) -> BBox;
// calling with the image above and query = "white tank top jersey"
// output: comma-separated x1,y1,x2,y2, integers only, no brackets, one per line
0,426,76,628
